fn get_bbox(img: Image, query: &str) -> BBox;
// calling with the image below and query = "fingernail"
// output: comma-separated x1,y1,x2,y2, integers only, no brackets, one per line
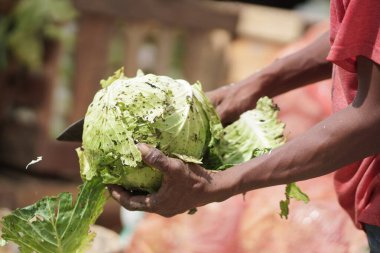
136,143,150,155
110,188,120,199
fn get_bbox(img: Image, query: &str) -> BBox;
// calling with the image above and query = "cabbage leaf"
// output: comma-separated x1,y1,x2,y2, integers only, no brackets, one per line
0,178,106,253
218,96,285,166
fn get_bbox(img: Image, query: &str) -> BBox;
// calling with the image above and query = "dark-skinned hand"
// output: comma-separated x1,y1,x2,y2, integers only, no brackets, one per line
108,143,223,217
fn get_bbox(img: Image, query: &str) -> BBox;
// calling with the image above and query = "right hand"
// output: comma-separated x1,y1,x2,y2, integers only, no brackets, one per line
206,74,265,125
108,143,227,217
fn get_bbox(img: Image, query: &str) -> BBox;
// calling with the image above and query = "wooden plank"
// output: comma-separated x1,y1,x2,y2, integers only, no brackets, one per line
124,23,149,77
183,29,230,91
37,40,62,135
70,14,114,122
236,4,305,44
154,27,175,75
74,0,238,33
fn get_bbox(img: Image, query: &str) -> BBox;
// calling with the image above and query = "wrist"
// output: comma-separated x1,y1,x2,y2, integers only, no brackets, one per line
233,63,282,100
256,58,289,98
204,169,241,204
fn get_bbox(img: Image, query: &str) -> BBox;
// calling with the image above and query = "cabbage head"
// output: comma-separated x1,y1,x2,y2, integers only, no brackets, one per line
78,69,223,193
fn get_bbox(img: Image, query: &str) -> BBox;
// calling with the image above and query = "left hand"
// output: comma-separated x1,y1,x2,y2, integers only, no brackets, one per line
108,143,220,217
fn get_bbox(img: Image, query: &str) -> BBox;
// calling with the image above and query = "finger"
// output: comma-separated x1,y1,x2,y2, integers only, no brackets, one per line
216,103,236,126
108,185,154,211
137,143,179,173
205,91,222,107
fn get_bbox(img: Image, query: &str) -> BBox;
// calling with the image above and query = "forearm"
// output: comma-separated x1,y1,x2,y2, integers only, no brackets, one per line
237,31,332,98
212,57,380,201
214,102,380,199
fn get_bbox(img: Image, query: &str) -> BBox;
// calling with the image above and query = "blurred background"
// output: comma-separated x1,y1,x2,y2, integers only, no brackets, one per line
0,0,369,252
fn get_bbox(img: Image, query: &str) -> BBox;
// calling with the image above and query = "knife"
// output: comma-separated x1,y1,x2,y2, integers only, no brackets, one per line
56,118,84,142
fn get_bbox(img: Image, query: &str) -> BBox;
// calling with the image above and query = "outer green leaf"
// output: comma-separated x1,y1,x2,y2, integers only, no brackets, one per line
100,67,126,88
0,178,106,253
192,82,224,169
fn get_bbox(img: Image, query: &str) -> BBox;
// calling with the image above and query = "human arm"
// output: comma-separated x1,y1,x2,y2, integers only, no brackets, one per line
213,57,380,200
109,57,380,217
209,31,332,124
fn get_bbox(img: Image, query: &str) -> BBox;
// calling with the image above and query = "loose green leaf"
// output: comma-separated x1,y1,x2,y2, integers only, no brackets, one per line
279,182,310,219
1,178,106,253
81,70,219,192
286,182,310,203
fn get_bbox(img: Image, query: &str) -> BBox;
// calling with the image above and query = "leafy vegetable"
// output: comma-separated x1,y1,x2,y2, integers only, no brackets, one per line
1,178,106,253
81,70,222,193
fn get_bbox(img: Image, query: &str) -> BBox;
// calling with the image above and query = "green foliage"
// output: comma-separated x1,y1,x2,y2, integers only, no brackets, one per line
0,0,77,70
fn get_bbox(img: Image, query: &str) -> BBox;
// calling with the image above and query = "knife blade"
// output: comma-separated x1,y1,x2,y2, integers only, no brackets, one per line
56,118,84,142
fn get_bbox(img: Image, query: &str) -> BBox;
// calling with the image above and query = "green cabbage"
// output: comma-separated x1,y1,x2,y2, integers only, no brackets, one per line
79,69,223,193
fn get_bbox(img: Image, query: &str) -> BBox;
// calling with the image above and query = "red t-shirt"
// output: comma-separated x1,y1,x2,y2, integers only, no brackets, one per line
327,0,380,229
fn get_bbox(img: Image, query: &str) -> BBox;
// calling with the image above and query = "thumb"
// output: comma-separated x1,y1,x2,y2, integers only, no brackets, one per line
137,143,172,173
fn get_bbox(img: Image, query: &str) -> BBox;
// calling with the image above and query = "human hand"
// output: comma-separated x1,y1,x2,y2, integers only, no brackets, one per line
206,75,264,125
108,143,220,217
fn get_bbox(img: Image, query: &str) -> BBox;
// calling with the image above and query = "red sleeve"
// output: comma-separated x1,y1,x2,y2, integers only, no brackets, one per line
327,0,380,73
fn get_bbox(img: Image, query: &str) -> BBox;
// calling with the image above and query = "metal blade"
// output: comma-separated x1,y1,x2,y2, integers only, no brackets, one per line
56,118,84,142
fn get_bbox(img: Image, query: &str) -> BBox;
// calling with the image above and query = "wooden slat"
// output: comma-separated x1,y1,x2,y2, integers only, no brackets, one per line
236,4,305,44
74,0,239,33
124,23,149,77
70,14,115,121
154,28,175,75
183,29,230,90
37,40,62,135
